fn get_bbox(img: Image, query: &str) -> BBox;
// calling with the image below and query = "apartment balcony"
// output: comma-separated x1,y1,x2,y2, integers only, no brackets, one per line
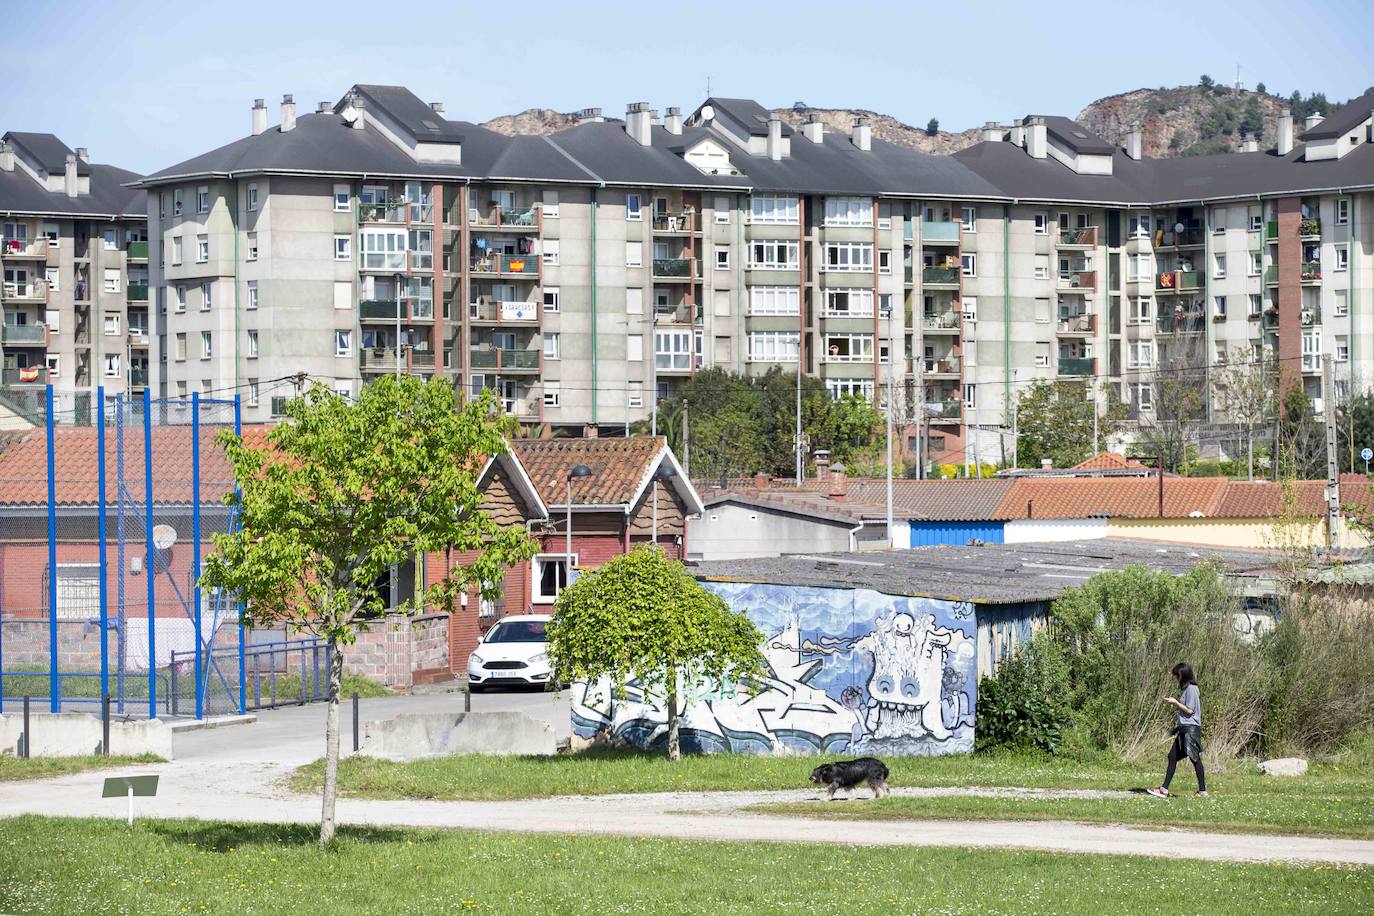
1156,311,1204,335
1153,228,1204,249
469,347,540,372
920,221,960,244
1301,306,1322,327
1057,226,1098,248
1,323,49,346
653,303,698,325
652,211,698,234
1262,309,1279,332
923,356,961,378
469,297,539,323
126,240,149,261
1,238,49,260
926,400,962,423
1265,221,1279,242
359,298,434,323
359,201,407,223
1264,265,1279,286
128,329,151,347
1057,356,1094,377
1,282,46,303
922,266,960,287
1298,218,1321,241
129,368,149,387
904,265,914,285
409,350,435,370
1155,271,1200,293
1,366,46,386
127,283,149,302
652,258,695,280
470,207,540,231
1056,313,1096,335
1301,261,1322,285
921,311,960,333
822,350,875,364
469,253,539,277
1057,270,1097,293
360,347,402,371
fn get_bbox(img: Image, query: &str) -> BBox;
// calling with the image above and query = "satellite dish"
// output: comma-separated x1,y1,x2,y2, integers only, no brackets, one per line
152,525,178,550
700,105,715,121
1174,222,1186,234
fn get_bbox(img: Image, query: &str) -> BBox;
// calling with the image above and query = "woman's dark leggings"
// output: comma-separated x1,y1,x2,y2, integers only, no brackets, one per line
1163,738,1205,791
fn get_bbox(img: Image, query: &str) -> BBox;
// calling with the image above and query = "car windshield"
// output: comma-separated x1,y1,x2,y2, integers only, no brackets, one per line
486,620,547,643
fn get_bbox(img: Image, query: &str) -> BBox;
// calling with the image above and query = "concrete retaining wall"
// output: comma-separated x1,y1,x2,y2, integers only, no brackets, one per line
359,711,556,759
0,711,173,758
345,613,451,690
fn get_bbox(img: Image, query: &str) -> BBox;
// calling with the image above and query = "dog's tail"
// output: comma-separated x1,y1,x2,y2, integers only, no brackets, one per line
879,761,890,781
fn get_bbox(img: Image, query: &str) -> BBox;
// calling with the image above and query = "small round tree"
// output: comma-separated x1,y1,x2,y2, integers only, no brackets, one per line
547,545,764,760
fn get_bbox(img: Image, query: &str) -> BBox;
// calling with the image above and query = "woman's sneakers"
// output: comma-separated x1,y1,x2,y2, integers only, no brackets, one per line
1146,787,1170,798
1195,790,1209,798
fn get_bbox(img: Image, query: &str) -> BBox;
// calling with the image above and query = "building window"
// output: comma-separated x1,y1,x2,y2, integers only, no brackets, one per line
172,285,185,313
42,223,59,247
1335,290,1349,317
533,554,575,603
46,354,60,377
201,331,213,359
1336,199,1350,225
196,186,209,214
541,189,559,219
196,234,208,263
824,334,873,362
45,266,59,292
1212,207,1228,233
332,281,351,310
1136,383,1153,411
625,241,642,267
334,235,351,261
748,287,800,317
1034,255,1050,280
714,196,731,223
1033,213,1049,235
1337,335,1349,362
961,253,976,277
1213,253,1226,279
246,329,259,358
823,197,873,227
1130,297,1152,323
246,279,258,310
543,382,561,408
625,287,642,314
1213,295,1227,319
333,184,350,211
1129,341,1154,368
247,379,259,406
826,378,874,400
715,248,729,270
960,207,976,232
174,333,187,361
749,239,799,270
100,228,116,251
1249,293,1262,317
335,329,352,357
542,239,559,266
544,332,560,360
359,229,404,268
103,313,120,336
750,194,799,225
655,330,693,369
200,282,212,310
173,189,184,216
102,268,120,293
626,194,642,220
247,184,259,211
246,231,258,261
747,331,800,363
104,353,120,378
171,236,183,265
878,250,891,274
1249,252,1261,276
543,287,560,313
1127,252,1151,280
1335,245,1349,272
824,242,873,272
824,288,874,317
627,333,643,362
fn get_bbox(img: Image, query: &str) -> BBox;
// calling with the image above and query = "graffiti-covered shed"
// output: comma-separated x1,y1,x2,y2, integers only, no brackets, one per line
570,540,1280,757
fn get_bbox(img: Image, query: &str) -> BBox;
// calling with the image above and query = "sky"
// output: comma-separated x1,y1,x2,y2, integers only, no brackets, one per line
3,0,1372,175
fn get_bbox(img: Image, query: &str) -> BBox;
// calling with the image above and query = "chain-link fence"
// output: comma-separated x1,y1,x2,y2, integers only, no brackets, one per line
0,385,247,719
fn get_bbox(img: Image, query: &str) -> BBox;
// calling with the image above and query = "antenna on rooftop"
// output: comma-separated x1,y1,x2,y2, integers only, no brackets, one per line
1234,64,1242,92
705,75,711,97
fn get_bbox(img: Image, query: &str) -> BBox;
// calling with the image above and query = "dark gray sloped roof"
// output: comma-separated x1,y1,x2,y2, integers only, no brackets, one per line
349,85,467,143
1141,143,1374,202
0,159,144,218
1033,115,1115,156
487,134,597,184
953,142,1149,204
1299,89,1374,141
700,98,792,138
5,132,91,176
545,121,747,188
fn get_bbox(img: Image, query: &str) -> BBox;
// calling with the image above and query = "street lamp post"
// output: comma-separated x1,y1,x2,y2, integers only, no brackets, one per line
565,464,594,591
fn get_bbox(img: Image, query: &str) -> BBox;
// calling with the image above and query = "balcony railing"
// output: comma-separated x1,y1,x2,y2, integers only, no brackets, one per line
822,350,874,364
469,298,539,322
1301,306,1322,327
652,212,696,232
1155,270,1200,292
927,400,962,422
922,265,959,285
653,304,695,325
1298,218,1321,240
129,369,149,387
652,257,695,278
1056,313,1095,334
1057,356,1094,376
127,283,149,302
128,328,150,346
1154,228,1203,248
1264,265,1279,286
360,299,413,321
469,347,540,371
1263,310,1279,331
924,356,961,375
904,265,914,284
1,367,46,385
1058,270,1097,291
1301,261,1322,283
359,201,407,222
920,221,960,243
126,241,149,260
471,207,539,229
470,253,539,275
360,347,400,369
1265,221,1278,241
1057,226,1098,247
1,238,49,259
1,282,44,301
409,350,435,369
1,323,48,345
922,311,960,330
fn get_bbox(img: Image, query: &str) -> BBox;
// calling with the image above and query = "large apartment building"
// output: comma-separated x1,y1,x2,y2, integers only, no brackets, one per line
126,85,1374,465
0,133,147,425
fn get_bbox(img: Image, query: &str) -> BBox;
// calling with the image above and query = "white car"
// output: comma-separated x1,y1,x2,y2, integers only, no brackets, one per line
467,614,553,691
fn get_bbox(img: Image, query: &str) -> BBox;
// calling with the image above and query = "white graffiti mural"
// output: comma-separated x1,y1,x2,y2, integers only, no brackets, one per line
570,582,977,756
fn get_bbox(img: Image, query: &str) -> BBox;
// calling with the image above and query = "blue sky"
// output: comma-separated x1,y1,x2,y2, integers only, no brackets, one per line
4,0,1372,174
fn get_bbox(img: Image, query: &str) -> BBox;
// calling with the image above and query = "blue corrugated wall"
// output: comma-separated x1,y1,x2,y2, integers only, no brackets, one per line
909,520,1005,547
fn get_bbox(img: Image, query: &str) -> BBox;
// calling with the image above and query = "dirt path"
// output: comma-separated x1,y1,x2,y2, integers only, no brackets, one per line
2,759,1372,866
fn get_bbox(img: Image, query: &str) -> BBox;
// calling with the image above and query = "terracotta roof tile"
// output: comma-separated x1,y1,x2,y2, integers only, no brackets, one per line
509,436,665,508
993,477,1228,520
1072,451,1147,471
1215,475,1374,518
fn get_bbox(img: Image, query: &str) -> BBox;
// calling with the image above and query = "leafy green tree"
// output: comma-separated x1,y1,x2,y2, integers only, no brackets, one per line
1015,380,1125,470
202,376,536,845
1199,74,1215,90
1278,381,1325,479
1256,82,1266,94
1338,394,1374,474
1212,346,1278,478
926,118,939,134
547,546,764,760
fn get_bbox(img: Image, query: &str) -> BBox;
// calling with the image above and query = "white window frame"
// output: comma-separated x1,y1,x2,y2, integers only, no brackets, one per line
1136,382,1153,411
626,194,643,221
960,207,976,232
1130,297,1152,324
334,235,352,261
103,353,120,379
532,553,576,604
246,231,258,261
1249,252,1261,276
543,332,560,360
359,229,404,269
102,268,120,293
173,189,184,217
335,329,352,357
825,378,875,400
748,286,799,316
201,330,213,359
747,331,800,363
246,279,258,310
542,239,560,266
823,288,874,318
748,239,799,270
625,240,642,268
823,196,873,227
1335,245,1349,272
1335,199,1350,225
246,329,259,358
543,287,560,313
333,184,351,212
196,186,210,214
715,248,729,270
1212,253,1226,279
247,183,259,211
1033,213,1049,235
543,381,561,408
749,194,799,225
172,285,185,314
824,333,874,363
200,281,212,311
823,242,873,273
541,189,559,219
961,253,976,277
195,234,208,263
654,329,693,370
103,313,120,336
1129,341,1154,369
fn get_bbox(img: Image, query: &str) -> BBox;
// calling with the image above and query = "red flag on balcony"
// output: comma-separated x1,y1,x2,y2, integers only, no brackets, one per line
18,366,40,382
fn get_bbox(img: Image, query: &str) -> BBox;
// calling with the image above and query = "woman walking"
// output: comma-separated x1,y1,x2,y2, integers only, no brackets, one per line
1147,663,1207,798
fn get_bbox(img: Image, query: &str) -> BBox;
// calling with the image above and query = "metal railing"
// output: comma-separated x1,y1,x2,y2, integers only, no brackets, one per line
1056,313,1094,334
470,347,540,370
1298,218,1321,239
470,253,539,275
127,283,149,302
1058,270,1097,291
126,241,149,259
2,282,44,301
924,356,961,374
1058,356,1094,376
1,323,48,345
471,206,539,228
1057,226,1098,247
922,266,959,285
1301,261,1322,282
1,238,49,259
176,637,333,713
652,257,694,278
360,201,407,222
927,400,962,421
920,221,960,243
922,312,960,330
1,367,47,385
652,212,695,232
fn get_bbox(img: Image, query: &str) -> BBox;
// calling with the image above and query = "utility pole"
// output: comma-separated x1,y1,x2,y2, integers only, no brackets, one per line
794,364,802,485
681,398,690,477
885,346,894,545
915,358,926,479
1323,354,1340,549
1091,378,1099,455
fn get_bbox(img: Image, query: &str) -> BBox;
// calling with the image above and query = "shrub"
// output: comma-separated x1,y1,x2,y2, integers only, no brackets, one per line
975,638,1068,755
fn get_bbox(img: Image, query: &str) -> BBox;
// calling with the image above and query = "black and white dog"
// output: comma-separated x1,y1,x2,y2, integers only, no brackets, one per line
809,757,890,799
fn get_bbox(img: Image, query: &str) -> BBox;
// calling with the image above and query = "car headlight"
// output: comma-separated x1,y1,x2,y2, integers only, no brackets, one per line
468,653,485,668
529,652,548,665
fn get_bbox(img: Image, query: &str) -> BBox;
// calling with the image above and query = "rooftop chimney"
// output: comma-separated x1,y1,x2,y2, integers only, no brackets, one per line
851,117,871,152
280,94,297,133
625,101,653,146
430,101,445,114
981,121,1003,143
576,107,604,124
1277,108,1294,155
75,146,89,163
753,472,769,490
766,115,784,160
63,153,78,198
350,94,366,130
1241,131,1258,153
1025,117,1048,159
815,450,831,481
252,98,267,136
801,114,824,144
317,101,331,113
1125,123,1142,160
827,464,848,500
1304,112,1324,132
664,106,682,135
1009,121,1026,147
0,140,13,172
1040,458,1053,470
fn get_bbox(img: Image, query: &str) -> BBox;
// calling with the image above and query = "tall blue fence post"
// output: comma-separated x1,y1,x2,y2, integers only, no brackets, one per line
45,384,59,712
143,390,156,718
191,392,203,720
115,394,126,713
234,394,246,716
97,386,110,705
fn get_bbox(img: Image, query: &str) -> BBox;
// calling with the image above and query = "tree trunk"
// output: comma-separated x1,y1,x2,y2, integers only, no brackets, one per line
665,666,680,762
319,637,344,846
1247,427,1254,480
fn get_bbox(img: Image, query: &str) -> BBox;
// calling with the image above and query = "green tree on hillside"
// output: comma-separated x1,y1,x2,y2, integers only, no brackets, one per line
1015,380,1125,470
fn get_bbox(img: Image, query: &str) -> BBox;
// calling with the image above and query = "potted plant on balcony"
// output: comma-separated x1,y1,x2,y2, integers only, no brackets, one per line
1299,217,1320,237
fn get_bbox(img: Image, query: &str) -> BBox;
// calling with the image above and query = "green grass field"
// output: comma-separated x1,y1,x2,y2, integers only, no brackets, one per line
1,816,1369,915
0,755,164,782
